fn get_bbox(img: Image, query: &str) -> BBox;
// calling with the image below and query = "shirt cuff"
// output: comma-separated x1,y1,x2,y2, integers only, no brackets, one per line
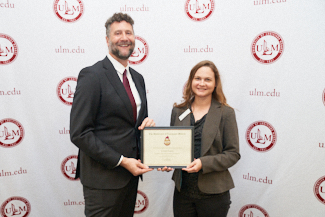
115,155,124,167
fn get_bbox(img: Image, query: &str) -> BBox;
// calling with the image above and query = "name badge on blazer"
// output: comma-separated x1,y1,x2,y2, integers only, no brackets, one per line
179,108,191,121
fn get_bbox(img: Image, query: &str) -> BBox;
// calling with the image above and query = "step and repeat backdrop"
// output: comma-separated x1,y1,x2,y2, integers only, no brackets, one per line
1,0,325,216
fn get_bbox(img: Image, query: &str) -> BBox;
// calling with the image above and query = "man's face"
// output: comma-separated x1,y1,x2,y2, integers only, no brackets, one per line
106,21,135,61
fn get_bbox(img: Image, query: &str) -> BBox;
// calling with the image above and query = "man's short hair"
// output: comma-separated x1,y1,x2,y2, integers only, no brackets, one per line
105,13,134,37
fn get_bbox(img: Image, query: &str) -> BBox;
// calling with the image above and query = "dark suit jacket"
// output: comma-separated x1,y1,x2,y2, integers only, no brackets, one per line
170,99,240,194
70,57,148,189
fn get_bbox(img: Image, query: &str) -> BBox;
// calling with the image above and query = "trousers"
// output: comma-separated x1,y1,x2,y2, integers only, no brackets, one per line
173,188,231,217
83,176,139,217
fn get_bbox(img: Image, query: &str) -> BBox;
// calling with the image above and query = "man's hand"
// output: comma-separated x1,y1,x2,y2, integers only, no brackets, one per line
182,159,202,173
138,117,155,130
120,157,153,176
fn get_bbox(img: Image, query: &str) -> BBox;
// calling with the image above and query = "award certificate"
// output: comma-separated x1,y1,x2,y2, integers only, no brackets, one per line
141,127,194,168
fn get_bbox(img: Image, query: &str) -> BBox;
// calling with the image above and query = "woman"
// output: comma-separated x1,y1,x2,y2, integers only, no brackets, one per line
170,60,240,217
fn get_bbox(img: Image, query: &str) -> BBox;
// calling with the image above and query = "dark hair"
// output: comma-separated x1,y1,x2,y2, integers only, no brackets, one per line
174,60,228,108
105,13,134,37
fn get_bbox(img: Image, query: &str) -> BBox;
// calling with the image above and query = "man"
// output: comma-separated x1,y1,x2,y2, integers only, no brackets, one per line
70,13,154,217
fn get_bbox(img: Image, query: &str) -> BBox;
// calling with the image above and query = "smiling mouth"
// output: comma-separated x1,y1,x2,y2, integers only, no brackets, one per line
118,42,132,47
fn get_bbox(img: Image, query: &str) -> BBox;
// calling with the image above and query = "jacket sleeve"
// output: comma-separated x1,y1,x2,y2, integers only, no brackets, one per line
200,108,240,174
70,68,121,169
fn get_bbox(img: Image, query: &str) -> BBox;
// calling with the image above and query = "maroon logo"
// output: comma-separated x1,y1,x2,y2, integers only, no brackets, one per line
238,204,269,217
164,136,171,146
0,119,24,148
246,121,277,152
129,36,149,65
134,190,149,214
185,0,215,22
0,34,18,65
314,176,325,205
61,155,79,181
53,0,84,23
0,196,31,217
322,89,325,105
251,31,284,64
57,76,77,105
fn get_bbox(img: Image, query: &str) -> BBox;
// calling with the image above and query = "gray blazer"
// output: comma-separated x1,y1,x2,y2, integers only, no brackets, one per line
70,57,148,189
170,99,240,194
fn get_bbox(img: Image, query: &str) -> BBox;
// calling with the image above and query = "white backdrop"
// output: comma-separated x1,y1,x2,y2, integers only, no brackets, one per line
1,0,325,216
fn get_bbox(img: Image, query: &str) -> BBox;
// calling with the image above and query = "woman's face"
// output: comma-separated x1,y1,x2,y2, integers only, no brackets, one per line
191,66,216,99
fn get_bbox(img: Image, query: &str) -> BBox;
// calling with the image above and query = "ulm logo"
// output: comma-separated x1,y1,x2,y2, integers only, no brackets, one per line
61,155,79,181
53,0,84,23
57,77,77,106
314,176,325,205
129,36,149,65
251,31,284,64
134,190,149,214
0,119,24,148
238,204,269,217
0,197,31,217
0,34,18,65
246,121,277,152
185,0,214,22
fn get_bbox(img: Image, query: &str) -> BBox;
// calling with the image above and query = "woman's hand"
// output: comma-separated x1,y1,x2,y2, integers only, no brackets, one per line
182,159,202,173
157,166,173,172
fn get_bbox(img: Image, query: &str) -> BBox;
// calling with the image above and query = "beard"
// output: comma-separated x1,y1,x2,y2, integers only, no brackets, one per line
109,41,135,60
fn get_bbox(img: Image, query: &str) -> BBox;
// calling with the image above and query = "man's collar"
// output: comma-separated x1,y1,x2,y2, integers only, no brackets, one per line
107,53,129,74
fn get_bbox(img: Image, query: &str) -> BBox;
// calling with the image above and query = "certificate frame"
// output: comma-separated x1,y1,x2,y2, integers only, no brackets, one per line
141,126,194,168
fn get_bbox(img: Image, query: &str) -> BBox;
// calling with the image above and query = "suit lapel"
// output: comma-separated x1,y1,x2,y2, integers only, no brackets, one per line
201,99,222,156
102,57,134,124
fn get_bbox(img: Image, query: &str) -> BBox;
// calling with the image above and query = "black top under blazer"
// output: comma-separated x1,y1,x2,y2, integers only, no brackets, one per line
170,99,240,194
70,57,148,190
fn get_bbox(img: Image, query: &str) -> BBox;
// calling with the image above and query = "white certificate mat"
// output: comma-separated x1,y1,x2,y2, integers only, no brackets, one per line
141,127,194,168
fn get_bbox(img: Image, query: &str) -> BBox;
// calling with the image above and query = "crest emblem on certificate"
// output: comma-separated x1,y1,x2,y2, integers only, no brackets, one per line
164,136,171,146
